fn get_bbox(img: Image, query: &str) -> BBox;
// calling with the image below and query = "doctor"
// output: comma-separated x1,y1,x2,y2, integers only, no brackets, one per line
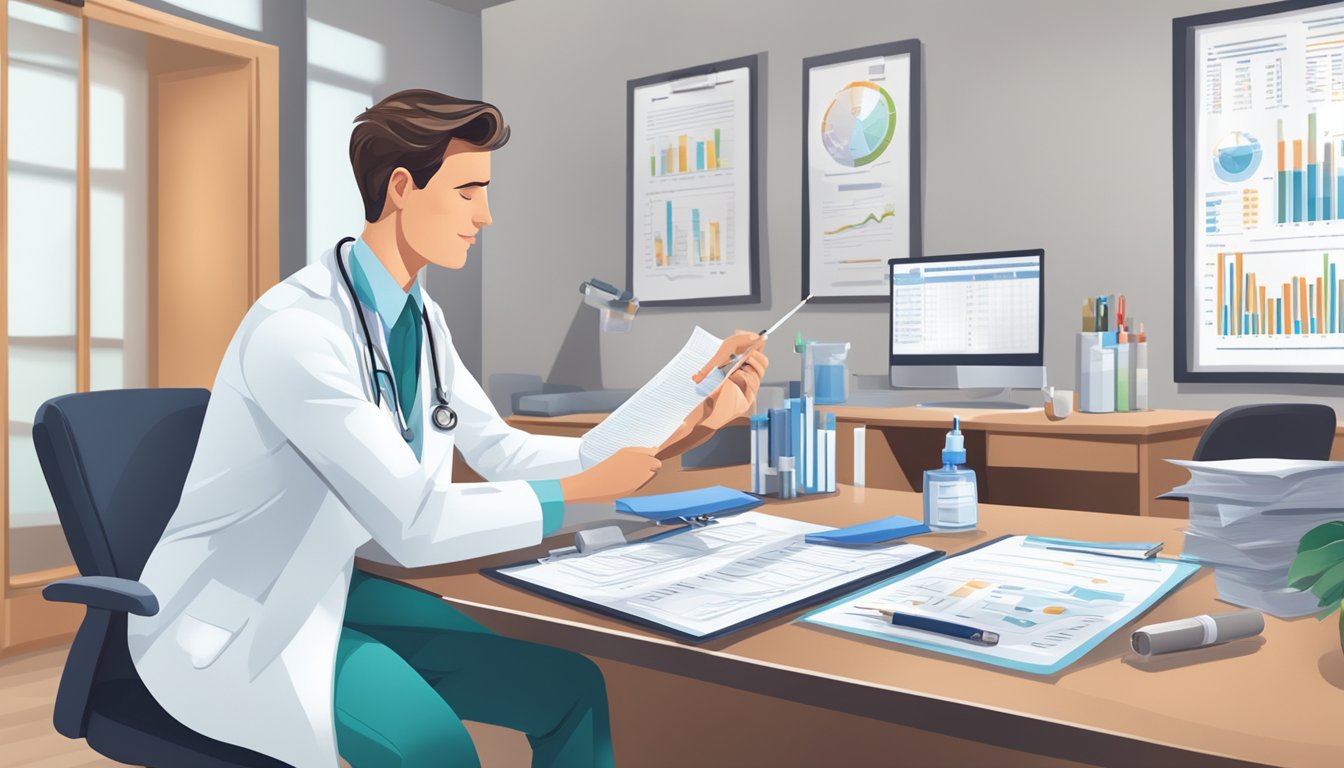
128,89,768,768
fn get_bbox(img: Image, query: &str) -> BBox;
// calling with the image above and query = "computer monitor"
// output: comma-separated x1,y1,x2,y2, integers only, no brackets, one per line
888,249,1045,408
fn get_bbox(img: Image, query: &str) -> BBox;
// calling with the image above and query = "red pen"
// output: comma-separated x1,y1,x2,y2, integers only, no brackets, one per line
1116,295,1126,332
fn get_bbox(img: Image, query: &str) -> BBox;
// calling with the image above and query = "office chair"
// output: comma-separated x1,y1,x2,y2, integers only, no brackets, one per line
33,388,289,768
1192,403,1337,461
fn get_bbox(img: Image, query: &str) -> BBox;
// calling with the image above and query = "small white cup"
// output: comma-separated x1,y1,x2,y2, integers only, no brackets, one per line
1044,387,1073,421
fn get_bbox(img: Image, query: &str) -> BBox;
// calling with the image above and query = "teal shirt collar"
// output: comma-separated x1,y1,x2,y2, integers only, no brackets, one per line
348,238,424,332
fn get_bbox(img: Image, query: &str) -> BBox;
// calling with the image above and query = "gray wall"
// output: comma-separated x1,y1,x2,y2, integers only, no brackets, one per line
481,0,1344,414
133,0,308,281
307,0,485,376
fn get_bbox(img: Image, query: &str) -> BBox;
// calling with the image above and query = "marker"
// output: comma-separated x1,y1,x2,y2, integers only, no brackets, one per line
1130,609,1263,656
855,604,1000,646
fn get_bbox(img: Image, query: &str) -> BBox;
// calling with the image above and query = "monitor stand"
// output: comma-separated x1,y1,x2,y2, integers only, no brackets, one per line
916,388,1033,410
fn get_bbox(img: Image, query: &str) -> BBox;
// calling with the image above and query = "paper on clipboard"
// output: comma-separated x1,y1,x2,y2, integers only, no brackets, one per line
803,535,1199,675
578,327,722,467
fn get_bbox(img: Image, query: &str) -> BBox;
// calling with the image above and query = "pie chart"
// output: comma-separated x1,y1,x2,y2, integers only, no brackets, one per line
1213,131,1262,183
822,81,896,168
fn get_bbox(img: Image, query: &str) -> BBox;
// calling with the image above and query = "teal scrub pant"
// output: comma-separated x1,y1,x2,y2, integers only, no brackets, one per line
335,570,614,768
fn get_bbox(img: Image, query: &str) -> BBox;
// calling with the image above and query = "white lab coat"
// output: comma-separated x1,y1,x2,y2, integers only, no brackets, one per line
127,245,587,768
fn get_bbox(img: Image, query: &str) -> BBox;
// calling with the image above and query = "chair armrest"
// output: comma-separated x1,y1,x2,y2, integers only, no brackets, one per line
43,576,159,616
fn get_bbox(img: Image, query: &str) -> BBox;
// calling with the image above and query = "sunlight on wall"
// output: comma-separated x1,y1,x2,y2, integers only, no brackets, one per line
307,19,386,263
160,0,262,32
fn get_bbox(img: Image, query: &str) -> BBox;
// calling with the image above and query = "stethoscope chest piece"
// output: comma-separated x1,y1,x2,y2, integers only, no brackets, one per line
432,404,458,431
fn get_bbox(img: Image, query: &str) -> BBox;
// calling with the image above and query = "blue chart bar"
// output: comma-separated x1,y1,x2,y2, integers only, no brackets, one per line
1309,165,1319,221
1332,263,1338,333
1280,169,1289,224
696,142,705,172
665,201,673,260
1327,144,1335,220
1294,170,1304,222
692,208,701,261
1223,306,1230,336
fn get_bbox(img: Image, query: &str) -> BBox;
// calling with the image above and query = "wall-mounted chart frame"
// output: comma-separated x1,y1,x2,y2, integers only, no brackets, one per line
1175,0,1344,383
627,54,759,306
803,40,922,302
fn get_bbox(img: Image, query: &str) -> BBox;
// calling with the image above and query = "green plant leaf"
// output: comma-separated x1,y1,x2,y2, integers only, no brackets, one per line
1311,561,1344,607
1298,520,1344,554
1288,539,1344,588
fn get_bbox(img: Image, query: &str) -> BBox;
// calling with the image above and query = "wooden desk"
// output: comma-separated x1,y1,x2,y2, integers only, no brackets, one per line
367,485,1343,768
504,409,1218,517
829,406,1217,518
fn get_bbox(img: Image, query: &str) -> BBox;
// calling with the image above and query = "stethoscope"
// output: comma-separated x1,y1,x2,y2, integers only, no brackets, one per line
335,237,457,441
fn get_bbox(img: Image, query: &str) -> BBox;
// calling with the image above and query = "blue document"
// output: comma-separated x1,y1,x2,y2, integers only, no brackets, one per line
615,485,762,522
804,515,930,545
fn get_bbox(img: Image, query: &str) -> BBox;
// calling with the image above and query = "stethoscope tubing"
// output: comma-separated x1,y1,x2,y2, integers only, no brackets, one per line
334,237,457,438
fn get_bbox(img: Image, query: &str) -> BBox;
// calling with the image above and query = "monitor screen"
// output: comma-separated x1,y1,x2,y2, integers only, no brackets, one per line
888,250,1044,367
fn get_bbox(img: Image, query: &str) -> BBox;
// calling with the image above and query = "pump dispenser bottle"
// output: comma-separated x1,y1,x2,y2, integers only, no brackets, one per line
922,416,978,531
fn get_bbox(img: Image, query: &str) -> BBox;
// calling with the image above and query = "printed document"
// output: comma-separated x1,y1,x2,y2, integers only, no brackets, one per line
495,512,935,639
804,535,1198,674
578,326,723,466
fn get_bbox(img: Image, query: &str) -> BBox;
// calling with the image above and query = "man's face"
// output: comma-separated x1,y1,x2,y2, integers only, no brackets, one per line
398,141,492,270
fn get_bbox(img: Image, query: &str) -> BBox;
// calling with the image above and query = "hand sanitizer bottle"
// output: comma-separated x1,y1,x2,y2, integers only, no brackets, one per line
923,416,978,531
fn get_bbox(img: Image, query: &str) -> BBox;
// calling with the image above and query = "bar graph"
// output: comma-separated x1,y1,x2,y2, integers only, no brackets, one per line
1274,114,1344,225
649,197,727,267
1214,252,1342,337
649,126,726,177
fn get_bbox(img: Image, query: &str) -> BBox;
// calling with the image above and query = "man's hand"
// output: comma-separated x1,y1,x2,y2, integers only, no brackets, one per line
691,331,770,431
560,446,661,504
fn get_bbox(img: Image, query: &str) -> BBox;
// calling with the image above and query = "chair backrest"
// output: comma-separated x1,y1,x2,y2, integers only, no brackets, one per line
1192,403,1337,462
33,388,210,581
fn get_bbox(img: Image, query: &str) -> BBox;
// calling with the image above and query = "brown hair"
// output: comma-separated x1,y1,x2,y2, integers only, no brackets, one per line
349,89,510,222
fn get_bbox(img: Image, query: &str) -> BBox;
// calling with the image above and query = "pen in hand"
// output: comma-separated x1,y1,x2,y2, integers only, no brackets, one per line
711,294,813,377
855,604,1001,646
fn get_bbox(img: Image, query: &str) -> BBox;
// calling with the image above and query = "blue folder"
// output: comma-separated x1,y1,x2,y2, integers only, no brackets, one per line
804,515,930,545
615,486,763,522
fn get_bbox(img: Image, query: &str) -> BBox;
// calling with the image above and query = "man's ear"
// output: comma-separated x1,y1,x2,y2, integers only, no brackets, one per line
385,167,415,212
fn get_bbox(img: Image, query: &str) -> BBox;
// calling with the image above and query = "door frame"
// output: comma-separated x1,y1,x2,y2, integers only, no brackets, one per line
0,0,278,655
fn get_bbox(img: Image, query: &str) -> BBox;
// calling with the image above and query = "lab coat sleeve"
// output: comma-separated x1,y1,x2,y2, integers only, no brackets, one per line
239,308,546,568
440,328,587,481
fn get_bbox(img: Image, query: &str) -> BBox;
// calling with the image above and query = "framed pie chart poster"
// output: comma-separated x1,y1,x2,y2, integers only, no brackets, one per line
803,40,923,301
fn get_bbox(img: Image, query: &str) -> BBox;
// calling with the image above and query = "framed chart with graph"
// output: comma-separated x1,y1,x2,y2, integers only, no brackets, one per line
803,40,922,302
627,55,759,306
1176,0,1344,382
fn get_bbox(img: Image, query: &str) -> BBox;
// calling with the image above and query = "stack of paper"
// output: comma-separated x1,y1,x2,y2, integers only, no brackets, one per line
1165,458,1344,617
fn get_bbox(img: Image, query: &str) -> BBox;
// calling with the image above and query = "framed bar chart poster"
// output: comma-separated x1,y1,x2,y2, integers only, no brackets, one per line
803,40,922,301
627,55,759,306
1175,0,1344,382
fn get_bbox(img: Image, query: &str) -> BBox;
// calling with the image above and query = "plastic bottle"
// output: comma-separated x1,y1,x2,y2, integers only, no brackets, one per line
922,416,978,531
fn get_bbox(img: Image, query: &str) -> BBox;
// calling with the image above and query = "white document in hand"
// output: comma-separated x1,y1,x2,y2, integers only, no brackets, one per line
578,326,723,467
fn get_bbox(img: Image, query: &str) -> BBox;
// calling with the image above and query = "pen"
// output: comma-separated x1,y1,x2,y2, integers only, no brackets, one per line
713,294,813,375
855,604,1001,646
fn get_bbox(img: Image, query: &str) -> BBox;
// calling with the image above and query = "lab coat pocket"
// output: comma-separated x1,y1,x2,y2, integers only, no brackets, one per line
176,579,257,670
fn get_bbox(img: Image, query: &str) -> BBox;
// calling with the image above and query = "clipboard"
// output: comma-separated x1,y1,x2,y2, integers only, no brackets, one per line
483,513,943,644
802,534,1201,674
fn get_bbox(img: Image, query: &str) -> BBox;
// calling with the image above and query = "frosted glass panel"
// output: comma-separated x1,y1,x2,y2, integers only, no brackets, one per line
8,172,76,337
90,346,126,392
8,433,53,520
9,0,79,578
9,344,75,423
89,23,149,390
